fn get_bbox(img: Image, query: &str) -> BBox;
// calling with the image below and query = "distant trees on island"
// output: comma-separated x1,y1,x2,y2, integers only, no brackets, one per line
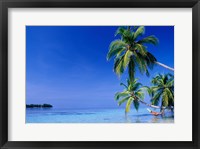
26,104,53,108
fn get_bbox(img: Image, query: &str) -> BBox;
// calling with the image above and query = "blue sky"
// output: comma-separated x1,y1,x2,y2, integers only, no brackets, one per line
26,26,174,109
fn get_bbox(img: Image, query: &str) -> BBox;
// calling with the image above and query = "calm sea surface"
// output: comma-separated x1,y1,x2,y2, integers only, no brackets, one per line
26,108,174,123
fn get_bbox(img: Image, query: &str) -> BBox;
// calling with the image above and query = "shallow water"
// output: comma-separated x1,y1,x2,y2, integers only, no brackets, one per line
26,108,174,123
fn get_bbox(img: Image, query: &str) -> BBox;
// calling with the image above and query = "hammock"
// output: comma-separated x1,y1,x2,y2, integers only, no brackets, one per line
147,108,163,116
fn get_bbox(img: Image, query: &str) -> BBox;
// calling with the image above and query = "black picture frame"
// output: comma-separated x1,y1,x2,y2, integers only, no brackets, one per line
0,0,199,149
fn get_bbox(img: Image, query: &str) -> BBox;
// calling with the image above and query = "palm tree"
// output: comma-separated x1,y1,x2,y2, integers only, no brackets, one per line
115,79,161,113
107,26,174,82
149,73,174,113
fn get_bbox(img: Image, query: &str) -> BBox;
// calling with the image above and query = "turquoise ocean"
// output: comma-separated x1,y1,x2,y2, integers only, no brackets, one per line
26,107,174,123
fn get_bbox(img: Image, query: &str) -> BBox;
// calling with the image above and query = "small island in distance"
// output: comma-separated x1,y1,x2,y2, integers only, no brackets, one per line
26,104,53,108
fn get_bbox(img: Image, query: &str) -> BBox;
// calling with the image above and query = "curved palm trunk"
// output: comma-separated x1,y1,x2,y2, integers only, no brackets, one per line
138,99,173,110
132,94,162,109
155,61,174,71
138,99,161,109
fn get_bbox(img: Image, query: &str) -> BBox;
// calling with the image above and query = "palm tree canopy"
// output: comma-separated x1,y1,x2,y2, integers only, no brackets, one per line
107,26,159,81
115,79,145,113
149,73,174,107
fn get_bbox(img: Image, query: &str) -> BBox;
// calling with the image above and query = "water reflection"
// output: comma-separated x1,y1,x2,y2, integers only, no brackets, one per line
125,113,132,123
135,116,141,123
150,116,160,123
124,114,174,123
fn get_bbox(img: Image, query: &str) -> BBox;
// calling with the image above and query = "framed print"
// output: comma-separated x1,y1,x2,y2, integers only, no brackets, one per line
0,0,199,149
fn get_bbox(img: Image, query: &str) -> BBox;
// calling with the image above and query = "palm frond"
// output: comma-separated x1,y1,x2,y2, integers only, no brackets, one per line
151,75,164,85
113,55,125,76
107,40,127,60
145,52,157,69
135,43,147,57
166,74,174,87
118,96,130,106
137,35,159,45
135,90,144,100
133,100,140,111
141,86,152,96
162,91,169,107
115,26,127,37
125,97,133,113
134,26,145,39
120,82,128,89
133,82,143,91
123,50,133,69
122,30,134,43
165,88,174,101
114,91,130,100
151,90,162,105
134,52,149,76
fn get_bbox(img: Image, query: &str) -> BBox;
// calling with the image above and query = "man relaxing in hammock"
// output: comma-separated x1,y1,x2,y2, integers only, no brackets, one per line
147,108,163,116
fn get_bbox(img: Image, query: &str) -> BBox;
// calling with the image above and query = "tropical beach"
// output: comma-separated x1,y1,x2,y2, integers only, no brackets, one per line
26,26,174,123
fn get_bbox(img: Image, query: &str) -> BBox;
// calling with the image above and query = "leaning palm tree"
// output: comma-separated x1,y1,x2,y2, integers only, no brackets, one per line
107,26,174,82
115,78,162,113
149,73,174,113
